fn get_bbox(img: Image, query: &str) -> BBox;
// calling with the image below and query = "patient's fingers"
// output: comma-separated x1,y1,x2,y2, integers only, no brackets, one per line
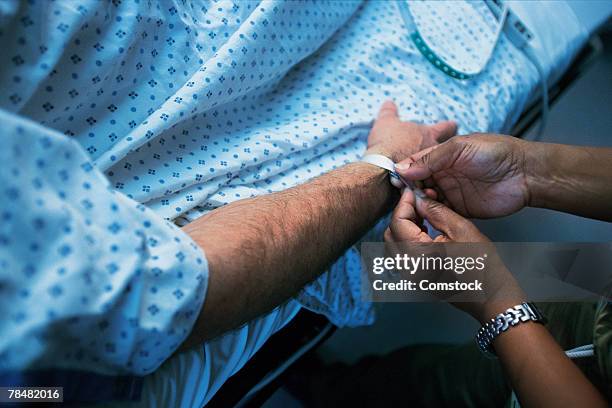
376,100,399,121
430,120,458,142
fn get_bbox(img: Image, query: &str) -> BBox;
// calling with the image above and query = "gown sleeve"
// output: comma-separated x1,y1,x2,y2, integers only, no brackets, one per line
0,110,209,375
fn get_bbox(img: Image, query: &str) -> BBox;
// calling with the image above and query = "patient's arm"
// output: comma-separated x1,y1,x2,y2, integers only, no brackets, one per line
182,161,393,346
181,102,456,346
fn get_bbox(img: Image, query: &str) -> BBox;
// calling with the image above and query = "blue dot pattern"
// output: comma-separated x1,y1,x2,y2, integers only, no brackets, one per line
0,111,208,375
409,0,501,74
0,0,541,380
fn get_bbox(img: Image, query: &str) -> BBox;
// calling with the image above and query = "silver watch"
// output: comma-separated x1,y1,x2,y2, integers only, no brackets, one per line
476,302,546,358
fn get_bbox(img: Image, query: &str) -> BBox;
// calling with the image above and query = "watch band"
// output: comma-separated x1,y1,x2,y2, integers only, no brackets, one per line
476,302,546,358
361,154,405,188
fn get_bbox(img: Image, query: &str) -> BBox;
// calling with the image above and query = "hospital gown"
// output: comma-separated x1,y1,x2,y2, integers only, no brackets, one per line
0,110,209,376
0,0,571,404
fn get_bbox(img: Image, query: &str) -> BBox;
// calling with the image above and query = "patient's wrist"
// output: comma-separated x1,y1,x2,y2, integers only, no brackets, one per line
364,146,401,163
350,161,391,183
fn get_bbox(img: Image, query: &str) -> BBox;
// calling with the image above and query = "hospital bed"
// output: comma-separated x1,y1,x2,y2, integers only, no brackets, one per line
0,0,610,406
208,4,612,407
115,2,611,407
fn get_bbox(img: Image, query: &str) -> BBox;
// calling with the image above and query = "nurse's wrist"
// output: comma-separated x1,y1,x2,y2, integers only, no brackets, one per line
523,141,564,210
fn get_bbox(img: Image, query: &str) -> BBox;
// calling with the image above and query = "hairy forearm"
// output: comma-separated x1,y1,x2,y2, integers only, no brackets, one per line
525,142,612,221
181,162,397,346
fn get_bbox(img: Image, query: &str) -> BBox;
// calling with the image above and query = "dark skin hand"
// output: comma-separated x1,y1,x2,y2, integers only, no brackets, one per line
386,191,608,408
395,133,612,221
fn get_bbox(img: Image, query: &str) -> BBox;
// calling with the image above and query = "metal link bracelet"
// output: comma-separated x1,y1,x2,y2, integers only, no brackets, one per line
476,302,546,358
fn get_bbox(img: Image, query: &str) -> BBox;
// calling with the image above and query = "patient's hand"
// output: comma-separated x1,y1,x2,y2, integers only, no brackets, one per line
395,133,530,218
365,101,457,162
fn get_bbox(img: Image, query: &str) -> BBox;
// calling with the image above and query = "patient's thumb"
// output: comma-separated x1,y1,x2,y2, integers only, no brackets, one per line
430,120,457,142
376,100,398,120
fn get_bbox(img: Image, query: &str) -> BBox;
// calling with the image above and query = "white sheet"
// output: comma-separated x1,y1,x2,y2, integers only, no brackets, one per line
511,2,584,87
567,0,612,33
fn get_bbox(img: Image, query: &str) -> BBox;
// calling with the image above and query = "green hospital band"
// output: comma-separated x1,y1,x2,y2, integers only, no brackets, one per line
410,31,471,80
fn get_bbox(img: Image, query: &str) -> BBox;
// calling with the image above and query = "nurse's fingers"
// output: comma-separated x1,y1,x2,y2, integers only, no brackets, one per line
414,194,484,242
393,189,417,219
387,189,431,242
395,140,460,181
424,188,438,200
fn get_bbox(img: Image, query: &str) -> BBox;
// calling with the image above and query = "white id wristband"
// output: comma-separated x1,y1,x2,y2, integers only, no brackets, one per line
361,154,405,188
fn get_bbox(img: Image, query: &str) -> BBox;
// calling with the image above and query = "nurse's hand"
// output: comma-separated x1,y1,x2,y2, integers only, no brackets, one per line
394,134,530,218
384,190,525,323
365,101,457,163
384,188,488,244
385,191,608,408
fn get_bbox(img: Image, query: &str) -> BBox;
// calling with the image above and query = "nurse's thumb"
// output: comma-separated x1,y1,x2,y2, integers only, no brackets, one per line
414,191,470,240
395,140,458,181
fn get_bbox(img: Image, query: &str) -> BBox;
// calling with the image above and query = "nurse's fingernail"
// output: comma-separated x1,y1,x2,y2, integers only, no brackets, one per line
395,162,410,172
414,188,426,199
